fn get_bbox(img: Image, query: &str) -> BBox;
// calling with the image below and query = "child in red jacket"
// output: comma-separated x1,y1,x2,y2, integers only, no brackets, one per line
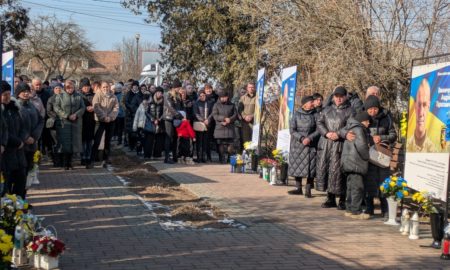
176,111,196,164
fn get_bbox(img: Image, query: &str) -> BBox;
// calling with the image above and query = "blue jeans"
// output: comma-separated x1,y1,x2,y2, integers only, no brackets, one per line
82,140,93,160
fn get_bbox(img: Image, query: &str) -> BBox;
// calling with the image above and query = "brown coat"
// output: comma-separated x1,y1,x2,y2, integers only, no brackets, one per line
92,91,119,122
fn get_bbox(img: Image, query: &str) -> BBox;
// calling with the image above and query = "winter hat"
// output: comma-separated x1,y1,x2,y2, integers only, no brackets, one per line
172,79,182,89
0,80,12,94
364,95,380,109
333,86,347,96
155,86,164,93
312,93,323,100
179,111,187,119
354,111,371,123
131,80,139,87
15,82,31,97
301,95,314,106
218,91,229,98
114,83,123,93
80,78,91,88
51,82,64,90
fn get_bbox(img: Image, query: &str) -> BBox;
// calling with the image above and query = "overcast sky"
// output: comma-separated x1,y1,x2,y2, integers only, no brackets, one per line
22,0,161,51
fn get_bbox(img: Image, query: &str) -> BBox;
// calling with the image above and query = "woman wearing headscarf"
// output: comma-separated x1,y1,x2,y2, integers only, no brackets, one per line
212,90,237,163
54,80,86,170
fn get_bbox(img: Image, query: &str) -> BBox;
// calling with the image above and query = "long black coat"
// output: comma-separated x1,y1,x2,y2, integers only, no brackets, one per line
1,100,27,172
341,118,370,175
288,108,320,178
81,91,96,141
124,91,139,133
149,97,164,134
212,101,237,139
365,108,397,196
315,102,354,195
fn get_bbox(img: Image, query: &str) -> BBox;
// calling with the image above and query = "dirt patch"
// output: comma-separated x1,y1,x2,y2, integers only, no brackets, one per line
110,150,245,230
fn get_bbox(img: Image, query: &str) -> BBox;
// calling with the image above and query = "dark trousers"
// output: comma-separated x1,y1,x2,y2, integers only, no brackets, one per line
178,137,192,158
82,140,93,160
153,133,164,157
90,122,115,163
143,132,155,158
128,132,138,150
346,173,364,214
24,151,35,174
195,131,210,161
294,177,314,188
365,196,388,215
4,168,27,199
114,117,125,144
164,121,177,162
241,121,253,144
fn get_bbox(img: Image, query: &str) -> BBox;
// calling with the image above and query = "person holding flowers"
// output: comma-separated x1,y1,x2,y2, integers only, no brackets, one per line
287,96,320,197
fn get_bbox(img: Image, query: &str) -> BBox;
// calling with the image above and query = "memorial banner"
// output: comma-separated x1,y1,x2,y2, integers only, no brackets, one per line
276,66,297,152
404,61,450,201
2,51,14,94
251,68,265,148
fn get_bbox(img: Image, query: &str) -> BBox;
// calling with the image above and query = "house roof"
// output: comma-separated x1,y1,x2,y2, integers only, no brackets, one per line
88,51,122,74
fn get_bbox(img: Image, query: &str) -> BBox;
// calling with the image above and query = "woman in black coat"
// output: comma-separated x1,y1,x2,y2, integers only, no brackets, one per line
80,80,95,166
1,82,28,198
150,87,165,158
124,81,140,151
316,86,354,210
288,96,320,198
194,89,214,163
363,95,397,217
212,91,237,163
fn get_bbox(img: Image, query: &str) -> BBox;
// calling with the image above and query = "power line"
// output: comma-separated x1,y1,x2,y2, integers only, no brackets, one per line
23,0,159,28
91,0,122,3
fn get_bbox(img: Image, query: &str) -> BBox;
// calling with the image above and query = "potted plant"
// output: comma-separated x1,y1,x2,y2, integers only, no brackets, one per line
27,235,65,270
272,149,288,184
0,229,13,269
379,175,409,225
243,141,258,172
412,191,441,247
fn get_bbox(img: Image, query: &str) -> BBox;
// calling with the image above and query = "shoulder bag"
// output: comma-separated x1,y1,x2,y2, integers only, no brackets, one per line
369,142,392,168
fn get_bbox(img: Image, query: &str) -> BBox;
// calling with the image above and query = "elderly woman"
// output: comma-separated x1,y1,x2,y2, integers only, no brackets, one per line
194,89,214,163
87,82,119,169
54,80,86,170
316,86,354,210
288,96,320,198
162,80,184,164
46,83,63,167
212,91,237,164
363,95,397,218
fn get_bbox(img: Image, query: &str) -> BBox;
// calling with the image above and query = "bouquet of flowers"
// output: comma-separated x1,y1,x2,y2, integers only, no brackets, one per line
259,158,278,168
27,150,42,188
243,141,256,156
0,229,13,267
380,175,409,201
272,149,287,166
0,194,30,234
412,191,438,215
27,235,65,258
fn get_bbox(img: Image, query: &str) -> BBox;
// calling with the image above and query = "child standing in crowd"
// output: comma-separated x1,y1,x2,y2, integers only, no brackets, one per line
341,111,371,220
176,111,196,164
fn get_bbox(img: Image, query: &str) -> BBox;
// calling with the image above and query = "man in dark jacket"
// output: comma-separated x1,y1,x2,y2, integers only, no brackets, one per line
15,83,44,177
1,81,28,198
316,86,355,210
341,111,370,220
80,78,96,165
124,80,140,151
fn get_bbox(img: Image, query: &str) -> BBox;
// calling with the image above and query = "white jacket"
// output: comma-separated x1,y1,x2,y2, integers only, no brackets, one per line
132,102,149,131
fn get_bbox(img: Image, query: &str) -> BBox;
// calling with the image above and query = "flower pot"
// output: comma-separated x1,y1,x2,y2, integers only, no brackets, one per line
251,155,258,172
270,167,277,185
262,167,270,181
384,197,400,225
278,163,288,184
12,248,27,266
40,255,59,270
33,254,41,269
236,164,243,173
258,166,263,178
430,212,445,248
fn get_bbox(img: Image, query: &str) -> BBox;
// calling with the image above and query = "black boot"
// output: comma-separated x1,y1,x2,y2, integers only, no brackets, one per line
337,194,346,210
321,193,337,208
288,179,303,195
81,159,86,166
64,154,73,170
305,184,312,198
56,153,64,167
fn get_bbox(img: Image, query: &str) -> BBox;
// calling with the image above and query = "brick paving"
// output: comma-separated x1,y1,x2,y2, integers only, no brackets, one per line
27,161,450,270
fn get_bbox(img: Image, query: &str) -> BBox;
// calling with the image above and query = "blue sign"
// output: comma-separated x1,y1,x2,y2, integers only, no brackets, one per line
2,51,14,94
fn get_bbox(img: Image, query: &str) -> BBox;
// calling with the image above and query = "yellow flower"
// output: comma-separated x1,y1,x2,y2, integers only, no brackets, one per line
5,194,16,203
402,182,407,187
2,255,11,262
389,181,396,187
380,186,384,191
0,243,10,254
272,149,280,156
403,191,409,196
0,230,5,237
15,210,23,218
391,176,398,181
23,202,29,210
1,235,11,244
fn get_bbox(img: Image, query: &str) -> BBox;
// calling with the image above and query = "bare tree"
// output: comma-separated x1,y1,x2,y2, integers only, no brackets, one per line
17,16,93,80
114,37,159,81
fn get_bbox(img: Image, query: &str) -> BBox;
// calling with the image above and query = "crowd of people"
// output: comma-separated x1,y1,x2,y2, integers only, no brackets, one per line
0,74,396,221
0,75,260,199
288,85,396,220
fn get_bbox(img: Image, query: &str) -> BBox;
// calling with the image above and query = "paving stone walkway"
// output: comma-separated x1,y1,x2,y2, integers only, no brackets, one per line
27,161,450,270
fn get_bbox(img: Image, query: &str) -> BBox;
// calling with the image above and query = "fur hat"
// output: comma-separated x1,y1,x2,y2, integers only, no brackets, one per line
0,80,12,94
15,82,31,97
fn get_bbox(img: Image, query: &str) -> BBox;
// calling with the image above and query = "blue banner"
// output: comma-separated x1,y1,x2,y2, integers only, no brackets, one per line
251,68,265,148
276,66,298,152
2,51,14,94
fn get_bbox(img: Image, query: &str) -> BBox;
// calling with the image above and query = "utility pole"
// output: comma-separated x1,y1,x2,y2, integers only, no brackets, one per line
135,33,140,76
